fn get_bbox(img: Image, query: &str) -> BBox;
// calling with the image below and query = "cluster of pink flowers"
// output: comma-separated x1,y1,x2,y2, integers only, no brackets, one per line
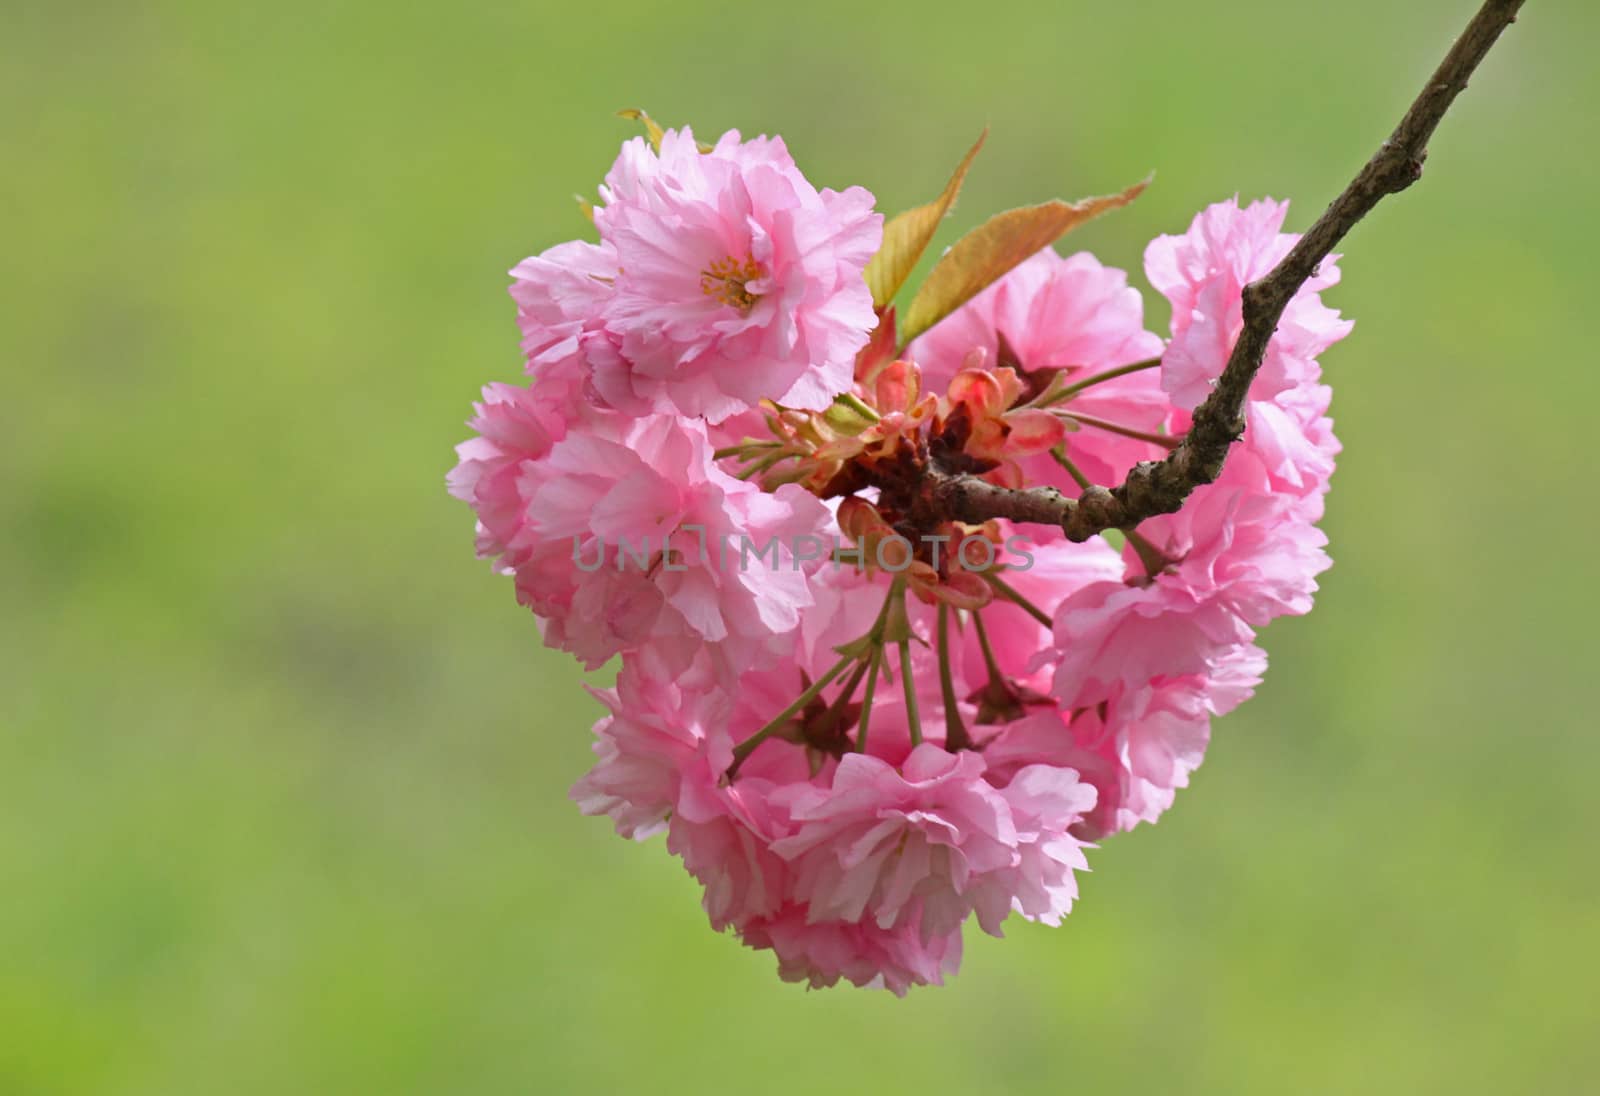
451,124,1348,993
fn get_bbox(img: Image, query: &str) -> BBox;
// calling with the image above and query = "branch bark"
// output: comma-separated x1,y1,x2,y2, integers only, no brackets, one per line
931,0,1526,543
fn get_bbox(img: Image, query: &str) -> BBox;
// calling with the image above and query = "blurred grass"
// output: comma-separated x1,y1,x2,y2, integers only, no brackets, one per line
3,1,1597,1092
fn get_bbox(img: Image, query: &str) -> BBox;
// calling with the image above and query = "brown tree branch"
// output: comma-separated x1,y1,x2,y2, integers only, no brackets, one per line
928,0,1527,543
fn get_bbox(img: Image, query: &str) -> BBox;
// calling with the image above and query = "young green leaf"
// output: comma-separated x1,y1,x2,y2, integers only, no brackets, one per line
862,130,987,311
897,178,1150,345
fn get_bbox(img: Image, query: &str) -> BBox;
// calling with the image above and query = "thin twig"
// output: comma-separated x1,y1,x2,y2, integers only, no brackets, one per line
924,0,1526,542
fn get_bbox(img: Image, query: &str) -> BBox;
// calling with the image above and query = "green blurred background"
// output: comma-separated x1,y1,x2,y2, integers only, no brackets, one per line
5,0,1597,1091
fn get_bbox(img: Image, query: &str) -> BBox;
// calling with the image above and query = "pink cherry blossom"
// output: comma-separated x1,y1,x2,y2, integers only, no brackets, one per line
1048,459,1330,712
446,380,574,566
520,413,831,669
1145,197,1353,411
768,742,1094,940
909,249,1161,391
1050,573,1258,712
971,764,1097,930
591,127,883,422
668,751,793,930
570,649,722,840
907,248,1169,488
993,645,1265,838
738,903,963,995
454,401,834,671
508,238,621,409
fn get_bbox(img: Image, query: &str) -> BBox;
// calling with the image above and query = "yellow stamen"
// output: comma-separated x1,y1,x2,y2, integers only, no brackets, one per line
700,255,763,314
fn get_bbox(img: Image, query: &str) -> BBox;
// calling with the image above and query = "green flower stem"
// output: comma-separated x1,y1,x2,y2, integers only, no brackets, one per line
727,651,854,778
712,441,779,460
1036,357,1161,407
973,610,1005,685
824,654,873,726
899,637,922,747
854,648,882,754
1049,447,1093,490
1059,412,1181,451
985,573,1053,629
1124,529,1172,578
936,604,971,750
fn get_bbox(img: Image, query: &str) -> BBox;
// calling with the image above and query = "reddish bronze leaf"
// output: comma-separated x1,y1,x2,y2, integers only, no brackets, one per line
863,130,987,310
898,178,1150,344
